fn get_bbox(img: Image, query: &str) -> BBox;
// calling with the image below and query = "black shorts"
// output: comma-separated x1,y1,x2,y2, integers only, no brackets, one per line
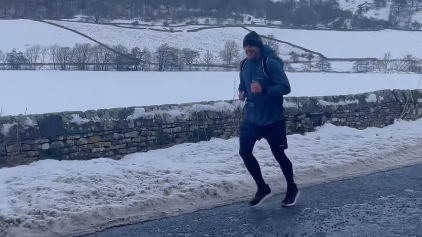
239,119,288,149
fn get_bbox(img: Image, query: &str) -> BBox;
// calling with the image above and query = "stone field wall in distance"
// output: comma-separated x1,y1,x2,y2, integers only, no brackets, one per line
1,89,421,168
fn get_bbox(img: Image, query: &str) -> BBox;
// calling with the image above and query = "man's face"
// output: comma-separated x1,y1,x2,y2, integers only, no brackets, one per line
244,46,261,60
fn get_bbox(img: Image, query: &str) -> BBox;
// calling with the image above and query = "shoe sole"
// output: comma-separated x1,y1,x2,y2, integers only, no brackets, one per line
282,190,300,207
250,193,273,207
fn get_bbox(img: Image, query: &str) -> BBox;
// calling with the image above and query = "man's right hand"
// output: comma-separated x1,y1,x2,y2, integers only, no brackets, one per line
239,91,245,101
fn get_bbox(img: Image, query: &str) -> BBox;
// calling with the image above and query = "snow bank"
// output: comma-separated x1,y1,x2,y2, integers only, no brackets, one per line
0,123,17,136
1,71,421,116
1,118,422,237
126,101,243,120
69,114,91,125
318,99,359,106
365,93,378,103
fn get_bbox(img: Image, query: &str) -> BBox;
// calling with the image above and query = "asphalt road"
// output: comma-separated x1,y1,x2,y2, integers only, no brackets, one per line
82,164,422,237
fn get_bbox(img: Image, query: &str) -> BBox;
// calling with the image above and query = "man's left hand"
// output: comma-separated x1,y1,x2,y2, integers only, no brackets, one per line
251,81,262,94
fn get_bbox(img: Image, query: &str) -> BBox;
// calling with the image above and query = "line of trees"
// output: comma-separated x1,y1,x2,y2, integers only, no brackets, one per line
0,40,244,71
289,54,422,73
352,53,422,73
0,33,320,72
2,43,421,74
1,0,421,30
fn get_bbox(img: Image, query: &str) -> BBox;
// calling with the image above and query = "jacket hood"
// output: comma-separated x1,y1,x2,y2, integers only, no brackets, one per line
261,45,277,58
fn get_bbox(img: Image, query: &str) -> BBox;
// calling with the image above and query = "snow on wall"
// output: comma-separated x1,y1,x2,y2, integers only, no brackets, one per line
1,89,422,168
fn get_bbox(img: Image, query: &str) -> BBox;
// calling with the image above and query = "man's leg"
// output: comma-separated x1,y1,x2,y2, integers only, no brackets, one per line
239,120,271,206
264,120,299,207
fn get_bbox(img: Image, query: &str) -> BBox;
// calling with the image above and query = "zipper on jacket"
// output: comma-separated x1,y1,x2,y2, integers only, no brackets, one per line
250,62,256,123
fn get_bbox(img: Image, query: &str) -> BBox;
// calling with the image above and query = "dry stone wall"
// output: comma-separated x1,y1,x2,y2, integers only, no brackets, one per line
1,89,422,168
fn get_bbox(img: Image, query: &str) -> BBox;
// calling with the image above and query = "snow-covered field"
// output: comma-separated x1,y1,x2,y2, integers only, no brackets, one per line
3,19,422,66
44,20,307,60
18,19,420,61
0,20,96,53
1,117,422,237
249,27,422,59
0,71,421,116
45,20,247,52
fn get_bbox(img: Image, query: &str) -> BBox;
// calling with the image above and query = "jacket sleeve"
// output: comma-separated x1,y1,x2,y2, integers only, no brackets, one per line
263,58,291,96
238,67,247,94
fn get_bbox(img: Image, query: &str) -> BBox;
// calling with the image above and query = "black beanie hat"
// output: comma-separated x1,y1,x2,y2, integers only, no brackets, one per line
243,31,263,48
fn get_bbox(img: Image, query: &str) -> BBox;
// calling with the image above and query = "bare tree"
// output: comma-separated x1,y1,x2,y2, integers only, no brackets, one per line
261,34,280,54
49,44,60,69
181,48,200,71
315,57,332,72
141,47,152,71
377,52,392,72
92,45,113,71
91,45,102,71
289,51,300,62
57,46,74,70
391,60,407,72
391,54,422,73
203,50,215,71
219,40,240,69
130,47,143,70
301,62,313,72
112,44,131,71
40,46,49,65
25,45,41,69
402,54,421,73
353,60,376,73
73,43,93,70
155,44,181,71
112,44,129,55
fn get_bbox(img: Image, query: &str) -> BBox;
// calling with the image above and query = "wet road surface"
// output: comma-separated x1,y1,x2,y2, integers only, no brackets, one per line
83,164,422,237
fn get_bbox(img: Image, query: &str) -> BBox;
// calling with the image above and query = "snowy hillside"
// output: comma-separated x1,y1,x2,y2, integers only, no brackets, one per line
44,20,310,62
0,20,97,53
1,19,421,74
272,0,420,23
249,27,422,59
337,0,390,20
2,19,422,65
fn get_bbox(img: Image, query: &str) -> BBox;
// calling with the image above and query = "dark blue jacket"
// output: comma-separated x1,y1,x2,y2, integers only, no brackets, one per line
239,45,291,126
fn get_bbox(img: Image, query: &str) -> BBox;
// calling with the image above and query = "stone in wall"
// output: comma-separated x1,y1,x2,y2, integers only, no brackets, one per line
0,90,421,168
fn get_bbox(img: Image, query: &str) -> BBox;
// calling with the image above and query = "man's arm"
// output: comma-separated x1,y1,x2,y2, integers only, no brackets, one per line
239,70,247,93
262,59,291,95
238,70,247,101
